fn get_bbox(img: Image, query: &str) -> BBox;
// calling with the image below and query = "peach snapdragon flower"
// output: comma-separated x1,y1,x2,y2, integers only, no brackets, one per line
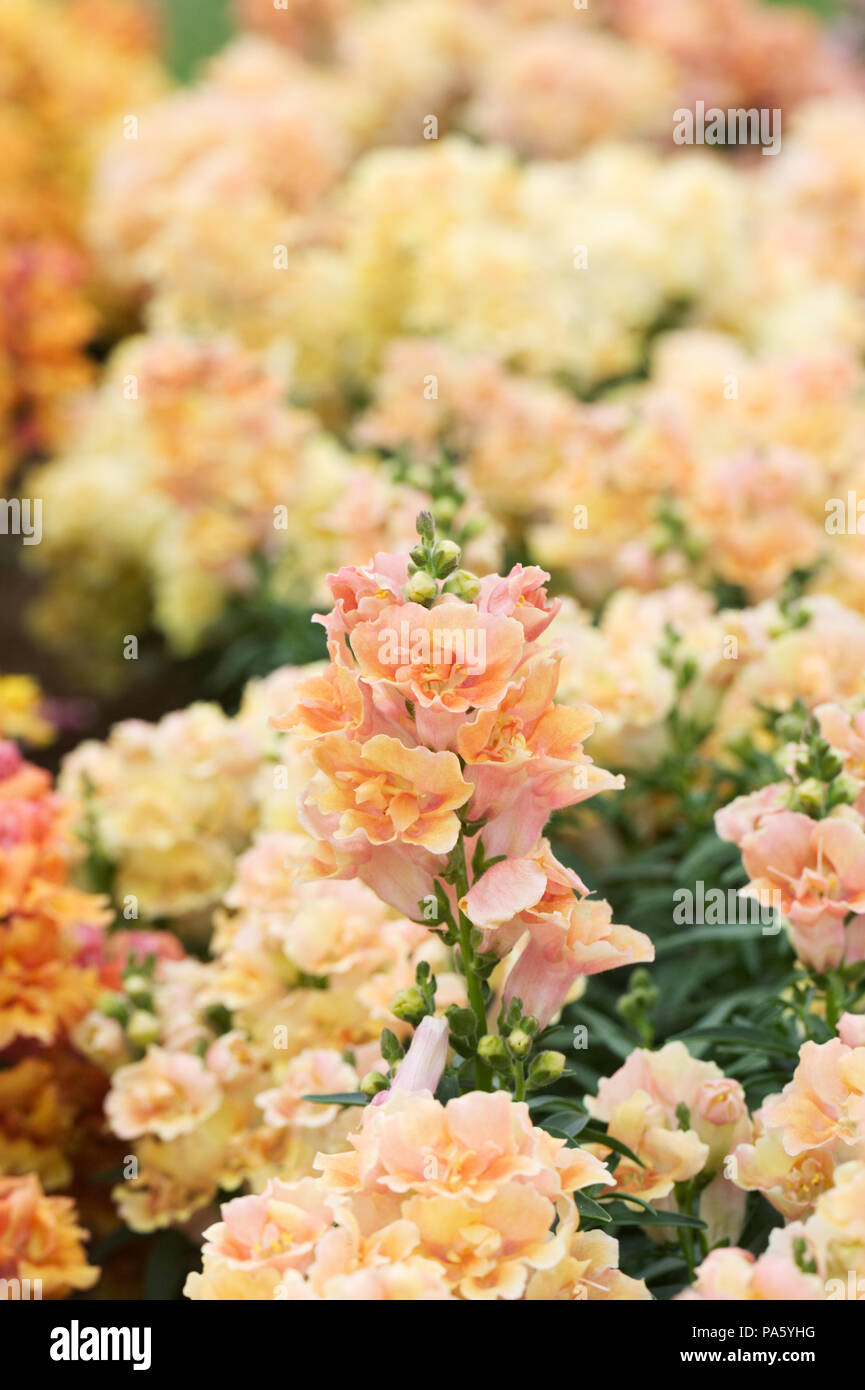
0,1174,99,1298
186,1178,452,1301
316,1088,610,1299
105,1047,222,1141
678,1240,822,1302
285,543,646,1033
716,793,865,972
502,899,654,1030
586,1043,752,1203
524,1202,651,1301
256,1049,359,1130
731,1033,865,1218
304,731,472,855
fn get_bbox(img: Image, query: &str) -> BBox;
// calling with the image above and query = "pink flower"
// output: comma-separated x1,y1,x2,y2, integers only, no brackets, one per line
352,601,526,715
720,802,865,972
461,838,587,951
503,899,653,1028
477,564,561,641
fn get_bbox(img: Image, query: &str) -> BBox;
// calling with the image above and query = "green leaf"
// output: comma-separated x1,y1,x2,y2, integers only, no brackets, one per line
573,1191,613,1224
600,1200,706,1230
674,1026,798,1057
301,1091,368,1107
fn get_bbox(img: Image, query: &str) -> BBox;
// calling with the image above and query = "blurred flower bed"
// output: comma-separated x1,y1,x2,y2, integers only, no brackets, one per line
3,0,865,1304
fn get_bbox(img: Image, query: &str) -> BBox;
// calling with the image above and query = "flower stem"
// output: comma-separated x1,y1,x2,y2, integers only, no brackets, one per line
458,910,492,1091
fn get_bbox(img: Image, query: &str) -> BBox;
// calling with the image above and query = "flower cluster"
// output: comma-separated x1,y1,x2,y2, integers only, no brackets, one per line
716,699,865,973
186,1080,647,1301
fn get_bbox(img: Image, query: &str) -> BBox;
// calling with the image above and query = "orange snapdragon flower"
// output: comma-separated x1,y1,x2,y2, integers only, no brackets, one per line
0,1173,98,1298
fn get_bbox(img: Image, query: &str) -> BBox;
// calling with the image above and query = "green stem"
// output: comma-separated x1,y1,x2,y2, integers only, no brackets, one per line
513,1060,525,1102
458,910,492,1091
824,970,841,1033
452,831,493,1091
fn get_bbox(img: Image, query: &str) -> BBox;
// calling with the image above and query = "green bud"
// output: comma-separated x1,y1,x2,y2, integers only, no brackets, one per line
404,570,439,604
98,991,130,1024
527,1050,565,1090
507,1028,532,1059
627,967,659,1006
827,773,861,809
389,986,429,1026
441,569,481,603
432,538,461,578
817,749,845,781
477,1034,510,1069
416,510,436,545
676,655,698,690
126,1010,160,1049
124,974,153,1008
380,1029,404,1067
360,1071,390,1098
794,752,814,780
445,1006,478,1039
794,777,825,816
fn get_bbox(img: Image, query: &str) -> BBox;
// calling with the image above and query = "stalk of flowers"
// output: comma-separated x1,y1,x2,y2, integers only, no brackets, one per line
584,1042,753,1267
184,1015,650,1301
275,513,653,1099
715,699,865,980
727,1013,865,1223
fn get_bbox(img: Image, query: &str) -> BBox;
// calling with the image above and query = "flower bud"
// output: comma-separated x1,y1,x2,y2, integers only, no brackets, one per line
389,986,429,1027
404,570,439,604
507,1028,532,1059
827,773,861,809
124,974,153,1007
794,778,825,816
126,1009,160,1049
434,496,458,526
817,748,845,781
98,991,130,1024
477,1034,510,1069
360,1071,390,1098
432,539,461,578
441,569,481,603
527,1051,565,1089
